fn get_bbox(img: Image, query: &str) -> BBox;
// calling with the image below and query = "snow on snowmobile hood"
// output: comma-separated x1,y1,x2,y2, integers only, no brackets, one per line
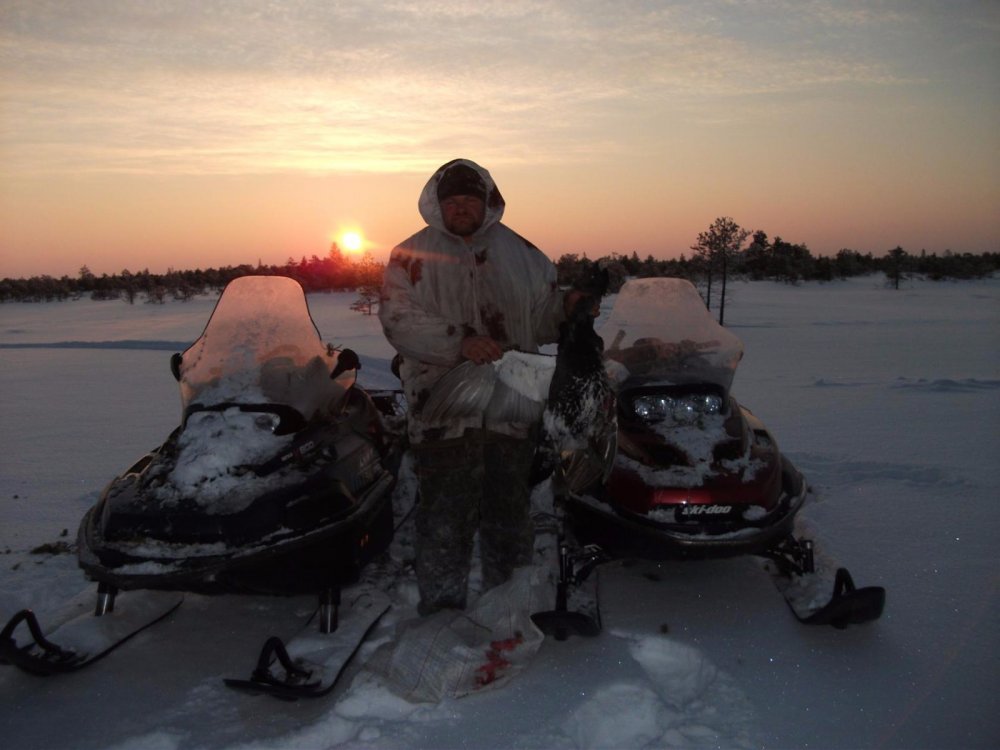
599,278,744,393
417,158,506,239
175,276,353,422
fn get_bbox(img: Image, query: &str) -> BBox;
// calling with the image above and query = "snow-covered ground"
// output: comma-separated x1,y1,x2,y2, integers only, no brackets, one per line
1,276,997,750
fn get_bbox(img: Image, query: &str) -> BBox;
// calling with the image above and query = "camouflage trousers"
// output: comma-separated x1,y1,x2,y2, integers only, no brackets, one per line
412,429,536,615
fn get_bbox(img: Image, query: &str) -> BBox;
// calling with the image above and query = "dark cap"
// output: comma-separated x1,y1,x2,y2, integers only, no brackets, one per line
436,163,487,203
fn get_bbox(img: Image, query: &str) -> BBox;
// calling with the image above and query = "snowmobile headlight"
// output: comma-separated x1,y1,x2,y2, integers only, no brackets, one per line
693,394,723,415
633,395,675,422
631,393,723,424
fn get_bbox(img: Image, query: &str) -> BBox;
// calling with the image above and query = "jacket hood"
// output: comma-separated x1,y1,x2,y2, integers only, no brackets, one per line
418,158,506,237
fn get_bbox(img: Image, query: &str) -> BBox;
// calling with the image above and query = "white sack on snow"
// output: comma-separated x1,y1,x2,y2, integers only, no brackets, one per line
366,566,551,703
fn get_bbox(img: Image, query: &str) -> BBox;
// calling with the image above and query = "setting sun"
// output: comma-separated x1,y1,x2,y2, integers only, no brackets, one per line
340,231,364,253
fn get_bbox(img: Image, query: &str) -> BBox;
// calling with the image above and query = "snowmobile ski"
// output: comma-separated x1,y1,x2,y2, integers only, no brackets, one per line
224,586,390,700
531,538,605,641
760,536,885,628
776,566,885,628
0,588,183,676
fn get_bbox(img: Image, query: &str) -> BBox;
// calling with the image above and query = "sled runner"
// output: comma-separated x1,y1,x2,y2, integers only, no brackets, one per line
224,586,391,700
1,588,182,676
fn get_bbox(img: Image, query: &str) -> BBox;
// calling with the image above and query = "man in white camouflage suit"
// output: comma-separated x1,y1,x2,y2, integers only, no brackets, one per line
379,158,576,615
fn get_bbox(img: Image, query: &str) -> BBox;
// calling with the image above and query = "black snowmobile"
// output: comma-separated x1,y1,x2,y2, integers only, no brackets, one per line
537,277,885,632
2,276,404,680
76,275,402,596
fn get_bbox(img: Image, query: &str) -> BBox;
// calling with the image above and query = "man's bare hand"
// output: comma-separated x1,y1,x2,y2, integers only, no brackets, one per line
461,335,503,365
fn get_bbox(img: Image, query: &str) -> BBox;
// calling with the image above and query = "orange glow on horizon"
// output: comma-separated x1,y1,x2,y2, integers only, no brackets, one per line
1,3,997,281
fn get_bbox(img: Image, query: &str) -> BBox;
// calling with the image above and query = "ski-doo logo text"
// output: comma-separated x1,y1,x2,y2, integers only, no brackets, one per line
679,504,732,516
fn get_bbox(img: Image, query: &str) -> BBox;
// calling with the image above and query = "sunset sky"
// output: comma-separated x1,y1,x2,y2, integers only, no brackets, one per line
1,0,998,279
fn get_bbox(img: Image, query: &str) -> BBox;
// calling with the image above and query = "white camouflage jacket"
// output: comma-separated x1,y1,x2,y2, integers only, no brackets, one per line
379,159,567,444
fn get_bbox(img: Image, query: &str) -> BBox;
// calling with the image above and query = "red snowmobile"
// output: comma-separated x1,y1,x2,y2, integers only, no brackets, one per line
539,277,884,632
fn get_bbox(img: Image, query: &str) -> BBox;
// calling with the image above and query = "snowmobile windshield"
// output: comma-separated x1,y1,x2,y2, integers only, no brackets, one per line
599,278,744,393
176,276,353,422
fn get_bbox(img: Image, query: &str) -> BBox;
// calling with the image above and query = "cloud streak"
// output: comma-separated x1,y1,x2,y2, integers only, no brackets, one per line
2,0,956,177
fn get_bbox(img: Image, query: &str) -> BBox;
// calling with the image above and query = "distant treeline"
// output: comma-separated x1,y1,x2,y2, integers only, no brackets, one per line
2,237,997,304
0,248,383,304
557,239,1000,294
